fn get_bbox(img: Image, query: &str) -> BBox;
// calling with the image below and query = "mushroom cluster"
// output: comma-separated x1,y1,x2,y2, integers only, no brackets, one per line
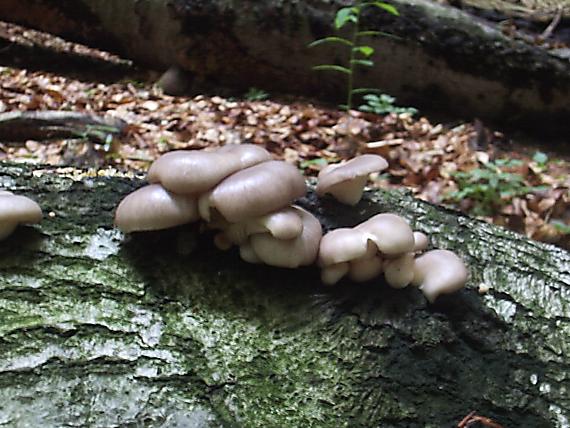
317,213,468,302
115,147,468,302
115,144,322,268
0,190,43,240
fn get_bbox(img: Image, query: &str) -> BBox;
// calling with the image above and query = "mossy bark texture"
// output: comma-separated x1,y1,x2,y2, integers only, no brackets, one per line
0,0,568,134
0,162,568,427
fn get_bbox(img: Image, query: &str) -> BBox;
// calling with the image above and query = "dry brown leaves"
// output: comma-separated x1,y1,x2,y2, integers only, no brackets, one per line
0,65,568,249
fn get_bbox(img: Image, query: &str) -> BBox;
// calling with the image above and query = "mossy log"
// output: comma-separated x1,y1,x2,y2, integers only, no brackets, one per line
0,0,568,135
0,162,569,427
0,111,126,143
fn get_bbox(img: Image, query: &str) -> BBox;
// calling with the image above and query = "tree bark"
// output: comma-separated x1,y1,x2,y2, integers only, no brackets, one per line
0,162,568,427
0,0,568,136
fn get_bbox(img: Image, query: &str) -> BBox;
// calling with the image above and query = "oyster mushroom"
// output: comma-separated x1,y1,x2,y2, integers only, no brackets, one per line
148,144,271,195
199,160,306,223
115,184,199,233
316,154,388,205
245,207,321,268
0,191,42,240
411,249,468,302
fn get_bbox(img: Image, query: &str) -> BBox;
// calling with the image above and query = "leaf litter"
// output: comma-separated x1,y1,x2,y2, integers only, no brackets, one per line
0,65,567,250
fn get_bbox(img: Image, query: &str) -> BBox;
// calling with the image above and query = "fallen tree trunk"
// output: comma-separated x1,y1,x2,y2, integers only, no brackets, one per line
0,111,126,143
0,162,568,427
0,0,568,135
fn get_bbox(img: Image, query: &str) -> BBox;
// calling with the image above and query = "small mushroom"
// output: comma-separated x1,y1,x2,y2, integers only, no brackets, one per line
0,191,42,240
200,160,306,223
316,154,388,205
247,207,321,268
383,253,415,288
348,242,384,283
413,231,429,252
411,249,468,302
115,184,199,233
222,207,304,245
321,262,350,285
147,144,271,195
356,213,415,256
318,228,370,285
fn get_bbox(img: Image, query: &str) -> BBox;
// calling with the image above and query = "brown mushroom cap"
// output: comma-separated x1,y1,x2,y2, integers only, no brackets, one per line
0,192,42,240
411,249,468,302
248,207,321,268
356,213,415,256
115,184,199,233
316,155,388,205
203,160,307,223
147,144,271,195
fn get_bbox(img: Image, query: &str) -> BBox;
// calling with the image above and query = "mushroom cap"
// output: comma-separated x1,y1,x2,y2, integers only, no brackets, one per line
413,231,429,252
206,160,307,223
0,192,43,240
411,249,468,302
356,213,414,256
384,253,415,288
321,262,350,285
316,154,388,205
249,207,322,268
349,254,384,282
223,207,304,245
0,193,43,224
318,227,370,266
115,184,199,233
147,144,271,195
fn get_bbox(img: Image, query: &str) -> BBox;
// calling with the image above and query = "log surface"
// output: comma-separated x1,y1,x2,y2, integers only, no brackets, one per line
0,162,568,427
0,0,568,134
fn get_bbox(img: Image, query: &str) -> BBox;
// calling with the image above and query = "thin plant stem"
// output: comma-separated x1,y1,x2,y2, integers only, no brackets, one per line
346,2,362,111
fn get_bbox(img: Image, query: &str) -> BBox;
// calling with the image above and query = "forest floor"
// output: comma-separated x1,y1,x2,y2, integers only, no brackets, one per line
0,21,568,250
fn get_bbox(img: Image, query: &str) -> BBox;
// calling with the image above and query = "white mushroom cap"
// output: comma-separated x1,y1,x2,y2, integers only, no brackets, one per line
349,253,384,282
317,228,374,285
115,184,199,233
384,253,415,288
248,207,321,268
202,160,307,223
321,262,350,285
239,241,262,264
411,249,468,302
318,228,370,267
147,144,271,195
413,231,429,252
356,213,415,256
222,207,304,245
316,155,388,205
0,192,43,240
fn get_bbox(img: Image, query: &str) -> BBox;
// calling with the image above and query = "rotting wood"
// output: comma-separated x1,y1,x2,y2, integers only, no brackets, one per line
0,162,568,427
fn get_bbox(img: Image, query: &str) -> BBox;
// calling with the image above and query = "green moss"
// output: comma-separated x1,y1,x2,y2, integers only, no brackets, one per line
0,163,568,427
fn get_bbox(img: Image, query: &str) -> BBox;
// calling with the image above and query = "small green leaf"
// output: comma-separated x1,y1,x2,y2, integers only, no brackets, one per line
366,1,399,15
353,46,374,56
300,158,329,169
312,64,352,74
533,151,548,165
308,36,353,48
335,7,358,29
551,220,570,234
357,30,400,39
351,88,383,94
350,59,374,67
